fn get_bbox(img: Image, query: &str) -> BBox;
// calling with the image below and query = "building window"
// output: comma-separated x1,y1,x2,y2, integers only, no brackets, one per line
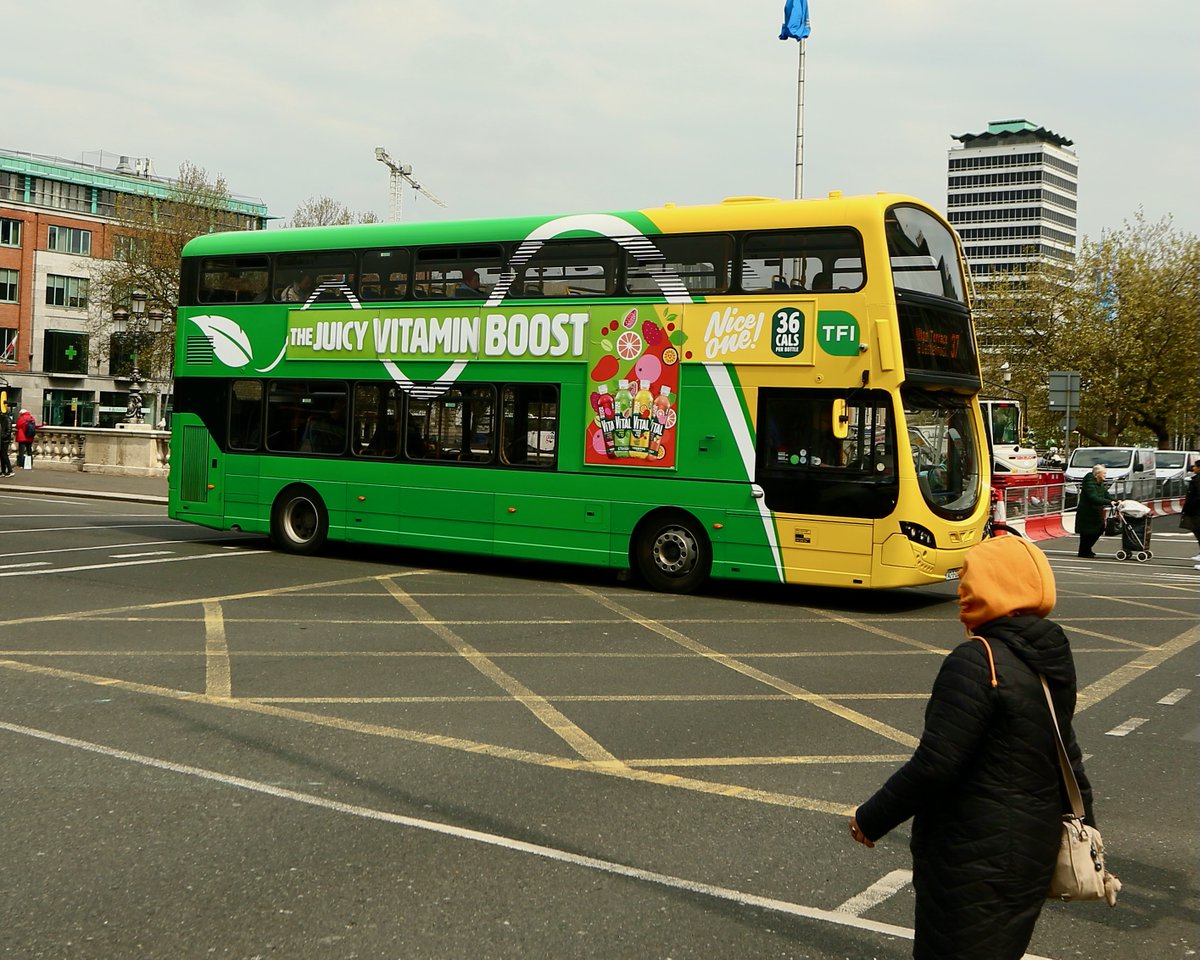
43,330,89,374
113,234,149,262
0,268,17,303
1,217,21,247
45,274,90,309
98,391,131,428
29,177,91,213
47,225,92,256
43,389,96,427
1,327,17,364
0,172,23,202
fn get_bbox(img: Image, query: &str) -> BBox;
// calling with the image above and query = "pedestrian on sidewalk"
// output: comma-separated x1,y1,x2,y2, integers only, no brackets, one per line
1182,459,1200,568
848,536,1096,960
15,408,37,469
1074,464,1110,558
0,408,12,476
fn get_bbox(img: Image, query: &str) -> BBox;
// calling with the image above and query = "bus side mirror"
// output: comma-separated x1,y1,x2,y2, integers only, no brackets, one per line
831,399,849,439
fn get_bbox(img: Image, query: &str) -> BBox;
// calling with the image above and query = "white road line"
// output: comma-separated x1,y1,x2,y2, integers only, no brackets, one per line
0,523,178,536
1157,688,1191,706
835,869,912,916
0,561,51,571
109,551,175,559
0,720,1058,959
1105,717,1149,737
0,536,248,560
0,551,252,578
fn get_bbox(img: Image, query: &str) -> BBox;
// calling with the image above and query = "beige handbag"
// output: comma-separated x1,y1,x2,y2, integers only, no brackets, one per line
1039,676,1121,905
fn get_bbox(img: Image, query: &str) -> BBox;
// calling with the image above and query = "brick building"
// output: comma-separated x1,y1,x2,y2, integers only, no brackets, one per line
0,148,268,425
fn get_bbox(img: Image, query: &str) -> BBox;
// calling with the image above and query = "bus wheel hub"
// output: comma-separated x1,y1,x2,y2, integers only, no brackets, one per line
654,528,697,575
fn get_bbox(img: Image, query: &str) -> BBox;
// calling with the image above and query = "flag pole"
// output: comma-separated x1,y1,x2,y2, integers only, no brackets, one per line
794,37,806,199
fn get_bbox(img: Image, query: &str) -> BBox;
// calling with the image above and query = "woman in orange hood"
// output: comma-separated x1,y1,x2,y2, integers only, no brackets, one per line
849,536,1095,959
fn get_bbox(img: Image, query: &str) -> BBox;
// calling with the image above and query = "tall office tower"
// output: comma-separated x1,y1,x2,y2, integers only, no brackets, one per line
946,119,1078,293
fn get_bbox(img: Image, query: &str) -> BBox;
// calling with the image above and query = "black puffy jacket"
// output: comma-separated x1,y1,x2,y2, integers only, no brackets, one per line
855,615,1093,960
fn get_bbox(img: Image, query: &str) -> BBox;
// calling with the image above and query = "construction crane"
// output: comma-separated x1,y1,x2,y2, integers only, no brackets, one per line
374,146,446,222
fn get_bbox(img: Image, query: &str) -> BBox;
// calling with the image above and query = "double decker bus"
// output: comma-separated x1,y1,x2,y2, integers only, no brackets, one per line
169,192,988,592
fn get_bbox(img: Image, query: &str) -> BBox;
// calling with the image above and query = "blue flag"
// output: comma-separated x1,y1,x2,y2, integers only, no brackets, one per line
779,0,810,40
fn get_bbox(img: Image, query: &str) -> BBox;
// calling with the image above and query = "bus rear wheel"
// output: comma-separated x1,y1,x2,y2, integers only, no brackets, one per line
634,513,711,594
271,486,328,555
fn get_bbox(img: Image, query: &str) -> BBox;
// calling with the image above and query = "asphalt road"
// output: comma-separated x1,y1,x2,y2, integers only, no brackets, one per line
1,489,1197,959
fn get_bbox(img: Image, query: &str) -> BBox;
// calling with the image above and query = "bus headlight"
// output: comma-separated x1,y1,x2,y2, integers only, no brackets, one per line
899,521,937,548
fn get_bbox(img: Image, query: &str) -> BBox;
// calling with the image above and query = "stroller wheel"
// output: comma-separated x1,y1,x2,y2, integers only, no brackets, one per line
1135,551,1149,562
1115,549,1128,561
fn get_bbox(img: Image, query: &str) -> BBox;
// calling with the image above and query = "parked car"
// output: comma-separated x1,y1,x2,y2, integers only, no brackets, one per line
1154,449,1199,498
1064,446,1158,503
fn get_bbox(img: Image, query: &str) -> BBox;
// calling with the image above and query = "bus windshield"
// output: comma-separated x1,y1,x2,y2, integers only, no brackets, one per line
1068,448,1134,470
886,205,967,304
988,403,1020,444
903,387,981,519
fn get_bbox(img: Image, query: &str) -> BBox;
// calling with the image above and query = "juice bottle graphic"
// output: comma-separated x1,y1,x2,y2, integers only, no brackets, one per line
596,384,616,457
630,379,653,459
648,385,672,458
613,380,633,458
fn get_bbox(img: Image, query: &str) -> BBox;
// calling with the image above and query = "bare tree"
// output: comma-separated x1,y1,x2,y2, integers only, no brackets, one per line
285,196,380,228
89,163,257,382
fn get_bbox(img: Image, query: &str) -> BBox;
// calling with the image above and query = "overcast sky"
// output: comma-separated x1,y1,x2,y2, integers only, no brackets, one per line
6,1,1196,241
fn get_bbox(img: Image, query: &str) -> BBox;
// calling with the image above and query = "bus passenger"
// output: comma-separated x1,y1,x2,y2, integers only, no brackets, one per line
281,271,316,303
456,269,485,298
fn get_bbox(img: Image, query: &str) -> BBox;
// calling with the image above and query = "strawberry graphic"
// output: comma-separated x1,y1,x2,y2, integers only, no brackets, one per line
641,320,663,346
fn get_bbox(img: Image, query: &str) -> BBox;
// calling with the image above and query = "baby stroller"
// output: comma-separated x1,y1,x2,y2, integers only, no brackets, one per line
1109,499,1153,562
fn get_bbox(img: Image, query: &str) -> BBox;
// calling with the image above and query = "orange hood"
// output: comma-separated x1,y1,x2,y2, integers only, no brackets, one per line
958,536,1056,630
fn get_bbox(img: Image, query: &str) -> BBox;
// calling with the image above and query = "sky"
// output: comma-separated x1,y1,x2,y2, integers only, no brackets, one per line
5,1,1197,241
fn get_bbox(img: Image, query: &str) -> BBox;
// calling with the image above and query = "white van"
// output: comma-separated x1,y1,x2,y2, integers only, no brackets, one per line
1154,450,1199,498
1064,447,1158,502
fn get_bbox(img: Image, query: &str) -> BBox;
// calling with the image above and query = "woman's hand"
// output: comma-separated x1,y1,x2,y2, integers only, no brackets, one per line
849,817,875,848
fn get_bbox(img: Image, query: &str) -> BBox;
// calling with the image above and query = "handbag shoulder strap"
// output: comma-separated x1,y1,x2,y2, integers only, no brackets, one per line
970,635,998,688
1040,676,1086,819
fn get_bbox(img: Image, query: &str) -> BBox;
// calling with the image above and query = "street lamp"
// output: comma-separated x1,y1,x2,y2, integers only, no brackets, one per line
113,291,165,424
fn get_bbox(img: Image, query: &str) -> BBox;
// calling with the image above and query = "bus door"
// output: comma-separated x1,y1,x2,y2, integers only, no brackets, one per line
753,388,899,585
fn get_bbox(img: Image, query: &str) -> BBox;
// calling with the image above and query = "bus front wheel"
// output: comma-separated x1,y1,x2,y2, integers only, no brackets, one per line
271,486,328,555
633,513,711,594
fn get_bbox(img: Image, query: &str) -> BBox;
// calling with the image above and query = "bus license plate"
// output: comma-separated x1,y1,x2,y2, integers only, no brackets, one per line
944,568,960,581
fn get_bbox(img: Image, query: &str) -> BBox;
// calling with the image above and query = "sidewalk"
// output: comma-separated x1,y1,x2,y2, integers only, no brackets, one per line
1,466,167,504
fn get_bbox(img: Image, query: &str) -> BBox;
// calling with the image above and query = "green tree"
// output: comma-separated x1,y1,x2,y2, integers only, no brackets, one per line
974,212,1200,450
285,196,379,227
90,163,258,381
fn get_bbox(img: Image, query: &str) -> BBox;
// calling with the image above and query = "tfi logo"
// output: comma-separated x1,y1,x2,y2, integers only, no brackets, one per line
816,311,860,356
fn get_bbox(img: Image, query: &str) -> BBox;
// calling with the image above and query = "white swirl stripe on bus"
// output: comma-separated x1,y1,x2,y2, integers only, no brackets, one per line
703,362,784,584
302,280,361,310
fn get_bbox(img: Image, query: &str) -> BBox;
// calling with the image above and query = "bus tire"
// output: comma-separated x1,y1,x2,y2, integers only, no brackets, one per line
633,512,711,594
271,485,328,555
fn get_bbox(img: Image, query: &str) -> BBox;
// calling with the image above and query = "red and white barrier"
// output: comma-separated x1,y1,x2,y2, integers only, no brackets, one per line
993,486,1184,541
